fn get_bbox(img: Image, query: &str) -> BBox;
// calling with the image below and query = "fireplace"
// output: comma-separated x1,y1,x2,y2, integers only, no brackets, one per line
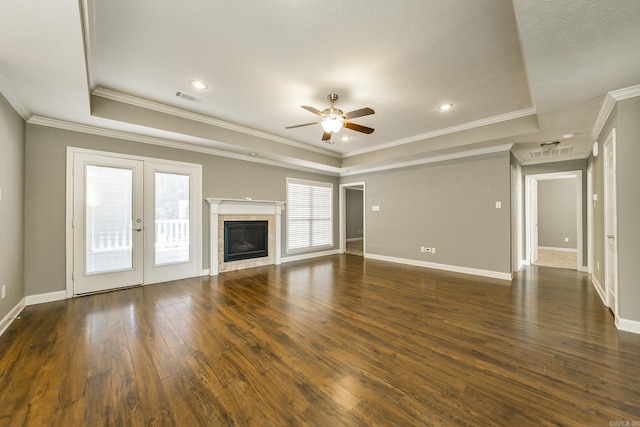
224,220,268,262
207,198,284,275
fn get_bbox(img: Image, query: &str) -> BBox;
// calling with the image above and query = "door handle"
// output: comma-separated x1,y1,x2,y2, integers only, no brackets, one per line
606,235,615,239
135,227,143,232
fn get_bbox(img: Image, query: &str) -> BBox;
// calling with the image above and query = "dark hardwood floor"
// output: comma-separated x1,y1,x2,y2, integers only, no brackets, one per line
1,255,639,426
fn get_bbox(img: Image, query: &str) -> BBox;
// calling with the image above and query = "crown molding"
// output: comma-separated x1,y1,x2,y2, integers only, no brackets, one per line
28,116,518,178
591,84,640,140
340,143,514,177
343,107,536,158
27,116,340,176
91,87,340,158
0,72,30,120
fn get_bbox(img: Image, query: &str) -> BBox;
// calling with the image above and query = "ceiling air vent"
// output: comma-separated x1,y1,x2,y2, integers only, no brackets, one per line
175,91,203,103
530,145,573,159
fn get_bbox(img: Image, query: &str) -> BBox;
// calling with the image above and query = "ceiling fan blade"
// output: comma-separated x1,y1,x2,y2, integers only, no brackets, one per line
322,131,332,141
345,121,375,134
344,107,375,120
285,121,320,129
301,105,324,116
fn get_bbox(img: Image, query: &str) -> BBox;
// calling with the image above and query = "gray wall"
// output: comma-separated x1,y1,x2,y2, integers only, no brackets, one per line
24,124,339,296
343,152,512,274
592,96,640,324
615,97,640,323
345,188,363,240
537,178,577,249
0,93,25,321
593,96,640,324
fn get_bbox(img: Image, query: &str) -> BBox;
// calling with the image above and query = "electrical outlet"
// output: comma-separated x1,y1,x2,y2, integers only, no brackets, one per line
431,247,436,254
1,285,5,299
564,237,569,242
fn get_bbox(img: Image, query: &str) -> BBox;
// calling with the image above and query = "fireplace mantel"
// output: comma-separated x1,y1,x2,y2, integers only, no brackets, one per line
206,198,285,275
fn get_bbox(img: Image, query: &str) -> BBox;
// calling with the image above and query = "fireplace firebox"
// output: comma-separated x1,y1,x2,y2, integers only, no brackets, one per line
223,220,268,262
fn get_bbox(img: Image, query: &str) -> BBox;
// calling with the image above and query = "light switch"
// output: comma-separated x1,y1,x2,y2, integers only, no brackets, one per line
495,201,501,209
372,205,380,211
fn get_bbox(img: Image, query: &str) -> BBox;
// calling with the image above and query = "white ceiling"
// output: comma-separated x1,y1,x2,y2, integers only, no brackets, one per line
1,0,640,175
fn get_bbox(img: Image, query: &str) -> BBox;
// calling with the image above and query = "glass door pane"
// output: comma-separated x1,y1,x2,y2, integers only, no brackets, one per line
155,172,190,265
86,165,134,274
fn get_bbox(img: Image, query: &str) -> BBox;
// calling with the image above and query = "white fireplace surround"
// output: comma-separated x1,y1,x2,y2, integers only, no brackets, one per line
206,198,285,276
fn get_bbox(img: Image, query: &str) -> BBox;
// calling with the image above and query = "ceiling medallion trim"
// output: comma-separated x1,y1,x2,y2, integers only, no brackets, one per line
343,107,537,158
91,87,341,158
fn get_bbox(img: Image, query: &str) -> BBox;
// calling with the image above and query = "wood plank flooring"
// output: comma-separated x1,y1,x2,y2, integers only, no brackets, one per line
1,255,639,426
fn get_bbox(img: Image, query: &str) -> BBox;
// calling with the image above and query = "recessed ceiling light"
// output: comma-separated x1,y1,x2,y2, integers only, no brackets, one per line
189,80,208,90
342,136,349,142
562,133,575,139
249,152,257,156
438,103,454,112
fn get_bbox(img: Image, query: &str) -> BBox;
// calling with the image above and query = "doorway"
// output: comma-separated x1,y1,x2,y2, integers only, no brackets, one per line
525,171,583,271
67,149,202,296
340,182,365,256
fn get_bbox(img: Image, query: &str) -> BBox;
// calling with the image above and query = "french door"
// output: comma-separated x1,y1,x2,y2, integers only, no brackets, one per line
72,151,201,295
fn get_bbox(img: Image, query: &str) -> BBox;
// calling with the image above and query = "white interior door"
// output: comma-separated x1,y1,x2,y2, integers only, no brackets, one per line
604,130,618,315
73,153,144,294
144,161,202,284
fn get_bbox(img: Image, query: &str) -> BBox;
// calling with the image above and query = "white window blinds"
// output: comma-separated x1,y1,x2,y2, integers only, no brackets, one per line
287,179,333,252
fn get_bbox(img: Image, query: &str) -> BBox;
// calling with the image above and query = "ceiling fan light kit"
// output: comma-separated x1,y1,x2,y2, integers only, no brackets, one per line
321,116,344,133
286,93,375,142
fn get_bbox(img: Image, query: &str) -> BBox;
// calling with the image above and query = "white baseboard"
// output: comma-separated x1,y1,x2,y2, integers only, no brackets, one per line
282,249,341,263
578,266,588,272
364,253,513,281
538,246,577,252
521,259,530,266
616,317,640,335
592,275,606,306
200,269,210,276
0,297,26,337
25,290,67,306
346,237,363,242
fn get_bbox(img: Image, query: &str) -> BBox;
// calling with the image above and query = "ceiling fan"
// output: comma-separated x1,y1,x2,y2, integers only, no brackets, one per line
286,94,375,142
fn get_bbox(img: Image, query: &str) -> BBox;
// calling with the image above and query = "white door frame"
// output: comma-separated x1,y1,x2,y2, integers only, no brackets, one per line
339,182,366,255
603,129,619,319
511,164,523,272
525,170,583,270
66,147,202,297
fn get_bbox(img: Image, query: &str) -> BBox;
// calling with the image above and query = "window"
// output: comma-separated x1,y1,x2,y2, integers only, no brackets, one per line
287,178,333,252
